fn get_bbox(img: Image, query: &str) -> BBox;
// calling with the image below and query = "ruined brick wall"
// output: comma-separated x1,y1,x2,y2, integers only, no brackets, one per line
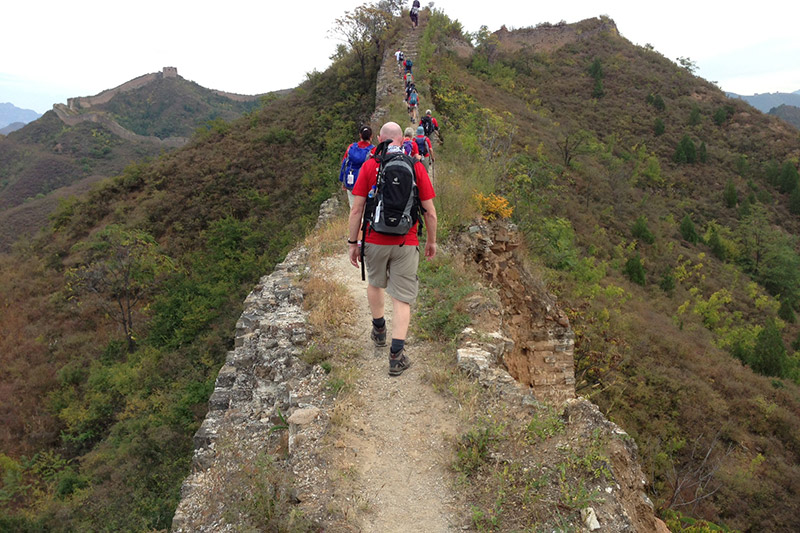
453,220,575,404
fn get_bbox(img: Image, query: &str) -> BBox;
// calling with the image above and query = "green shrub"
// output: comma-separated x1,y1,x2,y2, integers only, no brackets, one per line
654,118,665,136
751,319,788,378
680,214,700,243
674,135,697,164
723,179,738,208
631,215,655,244
624,255,646,285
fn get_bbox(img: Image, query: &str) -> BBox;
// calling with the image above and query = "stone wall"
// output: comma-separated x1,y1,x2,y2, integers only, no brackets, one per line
171,199,339,530
52,104,188,148
452,220,575,404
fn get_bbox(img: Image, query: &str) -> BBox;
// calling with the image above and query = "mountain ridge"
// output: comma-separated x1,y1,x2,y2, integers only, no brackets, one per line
0,102,41,129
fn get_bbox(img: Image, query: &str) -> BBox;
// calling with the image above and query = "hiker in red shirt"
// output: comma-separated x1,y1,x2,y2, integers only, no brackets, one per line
414,126,434,173
403,126,421,160
347,121,437,376
419,109,440,142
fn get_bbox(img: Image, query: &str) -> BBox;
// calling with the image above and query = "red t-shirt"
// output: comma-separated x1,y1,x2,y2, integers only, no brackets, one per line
419,117,439,129
352,148,435,246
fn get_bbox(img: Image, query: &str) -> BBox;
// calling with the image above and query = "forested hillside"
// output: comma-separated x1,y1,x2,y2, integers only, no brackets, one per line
0,75,264,252
415,11,800,531
0,6,401,529
2,3,800,531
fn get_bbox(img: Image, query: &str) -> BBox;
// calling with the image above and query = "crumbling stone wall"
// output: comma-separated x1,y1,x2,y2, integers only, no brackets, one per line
452,220,575,404
52,104,188,147
171,200,339,531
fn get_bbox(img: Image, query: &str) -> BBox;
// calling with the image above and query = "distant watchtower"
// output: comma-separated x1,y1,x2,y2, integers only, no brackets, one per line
163,67,178,78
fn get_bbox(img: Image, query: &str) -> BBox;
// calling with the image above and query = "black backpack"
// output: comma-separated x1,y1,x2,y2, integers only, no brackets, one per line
360,142,424,279
421,115,434,136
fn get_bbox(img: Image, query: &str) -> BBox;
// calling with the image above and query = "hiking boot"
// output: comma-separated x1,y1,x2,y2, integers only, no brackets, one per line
389,349,412,376
371,325,387,347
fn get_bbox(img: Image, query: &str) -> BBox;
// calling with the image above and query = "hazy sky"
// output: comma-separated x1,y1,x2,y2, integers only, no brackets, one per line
3,0,799,114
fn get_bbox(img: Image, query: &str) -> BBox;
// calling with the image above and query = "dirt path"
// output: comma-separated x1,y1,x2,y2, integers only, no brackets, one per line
317,252,463,532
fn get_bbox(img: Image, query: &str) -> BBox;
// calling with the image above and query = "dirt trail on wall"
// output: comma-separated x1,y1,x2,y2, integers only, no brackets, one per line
317,251,463,532
314,18,466,531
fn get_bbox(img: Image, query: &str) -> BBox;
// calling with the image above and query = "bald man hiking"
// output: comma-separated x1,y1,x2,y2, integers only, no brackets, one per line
347,121,437,376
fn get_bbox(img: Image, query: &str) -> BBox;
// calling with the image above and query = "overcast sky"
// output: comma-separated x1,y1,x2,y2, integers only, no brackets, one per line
3,0,799,114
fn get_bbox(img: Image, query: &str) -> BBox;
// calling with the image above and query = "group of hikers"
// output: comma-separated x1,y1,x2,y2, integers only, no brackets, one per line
336,5,440,377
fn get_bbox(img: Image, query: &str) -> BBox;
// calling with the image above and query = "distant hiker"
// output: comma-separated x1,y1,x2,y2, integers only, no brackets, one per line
414,125,434,172
419,109,439,139
339,126,375,208
403,126,421,161
404,70,414,87
347,121,437,376
408,89,419,123
410,0,420,28
404,58,413,74
395,49,405,76
405,82,415,104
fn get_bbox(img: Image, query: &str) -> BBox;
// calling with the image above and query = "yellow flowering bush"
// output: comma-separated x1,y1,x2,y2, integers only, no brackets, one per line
474,192,513,221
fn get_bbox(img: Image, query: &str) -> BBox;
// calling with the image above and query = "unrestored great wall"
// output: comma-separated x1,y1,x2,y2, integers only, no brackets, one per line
171,17,669,531
52,67,266,148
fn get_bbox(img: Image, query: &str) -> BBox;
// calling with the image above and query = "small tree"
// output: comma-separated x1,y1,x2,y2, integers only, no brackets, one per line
723,179,738,208
751,319,787,378
778,162,799,194
676,56,697,73
707,227,726,261
592,78,605,99
67,225,174,352
625,255,646,285
632,215,655,244
654,118,665,136
560,130,591,167
778,298,796,324
688,106,702,126
698,141,708,163
680,214,700,243
713,107,729,125
789,186,800,215
674,135,697,164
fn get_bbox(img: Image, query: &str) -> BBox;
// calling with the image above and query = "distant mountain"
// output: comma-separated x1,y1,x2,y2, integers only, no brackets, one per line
0,102,41,129
0,122,25,135
0,68,270,250
769,104,800,129
727,90,800,112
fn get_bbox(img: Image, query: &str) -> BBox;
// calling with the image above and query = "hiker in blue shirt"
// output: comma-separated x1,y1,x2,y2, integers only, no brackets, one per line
339,126,375,208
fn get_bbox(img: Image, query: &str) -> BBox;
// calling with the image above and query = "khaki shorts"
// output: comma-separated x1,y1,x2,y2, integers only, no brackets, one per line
364,244,420,303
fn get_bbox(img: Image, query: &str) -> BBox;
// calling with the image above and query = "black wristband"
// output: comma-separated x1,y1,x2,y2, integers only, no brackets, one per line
347,239,357,244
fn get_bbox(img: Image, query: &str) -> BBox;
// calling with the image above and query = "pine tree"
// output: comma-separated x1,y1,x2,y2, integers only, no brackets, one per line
779,162,799,194
789,186,800,215
680,214,700,243
654,118,665,136
688,105,702,126
751,319,787,377
723,179,738,208
698,141,708,163
625,255,646,285
673,135,697,164
778,298,796,324
708,227,726,260
632,215,655,244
